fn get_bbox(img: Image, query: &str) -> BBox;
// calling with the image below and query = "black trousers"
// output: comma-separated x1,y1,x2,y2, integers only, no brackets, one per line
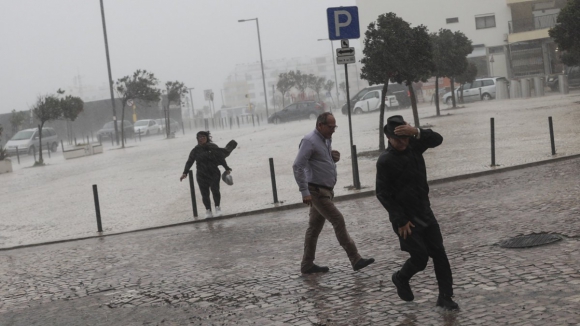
197,171,221,210
392,210,453,296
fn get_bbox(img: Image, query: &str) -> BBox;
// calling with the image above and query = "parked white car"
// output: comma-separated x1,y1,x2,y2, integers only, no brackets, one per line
133,119,161,136
4,127,59,155
352,89,399,114
443,77,509,104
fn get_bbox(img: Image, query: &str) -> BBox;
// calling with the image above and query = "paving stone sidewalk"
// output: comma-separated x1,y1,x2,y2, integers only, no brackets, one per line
1,158,579,325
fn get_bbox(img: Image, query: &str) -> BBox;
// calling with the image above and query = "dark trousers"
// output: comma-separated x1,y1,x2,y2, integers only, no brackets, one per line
197,171,221,210
393,211,453,296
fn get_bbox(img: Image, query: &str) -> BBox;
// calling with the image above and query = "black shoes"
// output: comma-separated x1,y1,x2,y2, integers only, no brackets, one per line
353,257,375,271
302,264,329,274
436,294,459,311
392,271,414,302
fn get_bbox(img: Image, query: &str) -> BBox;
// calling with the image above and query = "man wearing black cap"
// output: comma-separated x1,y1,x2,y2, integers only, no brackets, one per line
375,115,458,310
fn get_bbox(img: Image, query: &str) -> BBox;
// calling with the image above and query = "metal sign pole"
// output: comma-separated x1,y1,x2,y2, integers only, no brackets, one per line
344,63,359,188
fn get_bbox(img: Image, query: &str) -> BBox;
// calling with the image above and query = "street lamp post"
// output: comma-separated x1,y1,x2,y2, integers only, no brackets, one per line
99,0,119,145
238,18,269,120
318,38,340,113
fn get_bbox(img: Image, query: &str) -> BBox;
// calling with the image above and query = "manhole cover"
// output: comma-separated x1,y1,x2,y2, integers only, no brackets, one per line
500,233,562,248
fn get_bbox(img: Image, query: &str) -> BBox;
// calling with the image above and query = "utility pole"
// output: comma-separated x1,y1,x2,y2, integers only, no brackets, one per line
99,0,119,145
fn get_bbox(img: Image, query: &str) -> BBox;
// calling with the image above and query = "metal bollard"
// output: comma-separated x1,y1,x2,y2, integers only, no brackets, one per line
352,145,361,189
269,158,279,204
181,120,185,135
33,147,37,162
16,146,20,164
230,117,233,130
47,142,51,158
549,116,556,155
188,170,198,218
252,115,255,127
92,185,103,233
61,140,65,153
490,118,496,166
236,117,240,128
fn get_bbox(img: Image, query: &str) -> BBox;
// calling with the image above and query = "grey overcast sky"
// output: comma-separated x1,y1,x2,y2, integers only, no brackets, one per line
0,0,357,115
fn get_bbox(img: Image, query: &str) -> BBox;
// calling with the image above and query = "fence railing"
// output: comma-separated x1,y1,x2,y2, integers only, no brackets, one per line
508,13,558,34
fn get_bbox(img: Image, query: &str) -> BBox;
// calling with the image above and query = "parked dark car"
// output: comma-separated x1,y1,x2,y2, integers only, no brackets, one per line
96,120,134,139
547,66,580,91
268,101,325,124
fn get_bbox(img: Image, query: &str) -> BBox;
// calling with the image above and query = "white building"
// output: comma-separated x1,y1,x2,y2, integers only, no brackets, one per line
357,0,565,79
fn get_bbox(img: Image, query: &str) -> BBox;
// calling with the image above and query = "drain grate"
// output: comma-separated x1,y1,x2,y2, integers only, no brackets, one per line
499,233,562,248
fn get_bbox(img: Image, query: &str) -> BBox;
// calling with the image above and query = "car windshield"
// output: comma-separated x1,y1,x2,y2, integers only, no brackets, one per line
134,120,149,126
104,122,115,128
11,130,35,140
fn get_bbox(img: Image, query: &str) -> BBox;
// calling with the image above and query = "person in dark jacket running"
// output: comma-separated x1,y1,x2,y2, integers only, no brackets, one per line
180,131,231,218
375,115,458,311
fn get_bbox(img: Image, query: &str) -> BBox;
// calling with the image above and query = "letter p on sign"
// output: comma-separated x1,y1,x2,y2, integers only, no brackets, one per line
327,6,360,40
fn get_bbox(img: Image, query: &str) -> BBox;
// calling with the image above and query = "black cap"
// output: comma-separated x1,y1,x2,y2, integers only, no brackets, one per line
383,115,408,139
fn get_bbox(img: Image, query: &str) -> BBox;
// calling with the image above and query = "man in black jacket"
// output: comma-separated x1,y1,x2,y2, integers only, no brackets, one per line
375,115,458,311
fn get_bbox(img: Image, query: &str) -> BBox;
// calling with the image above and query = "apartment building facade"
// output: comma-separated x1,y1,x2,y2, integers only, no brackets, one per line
357,0,565,79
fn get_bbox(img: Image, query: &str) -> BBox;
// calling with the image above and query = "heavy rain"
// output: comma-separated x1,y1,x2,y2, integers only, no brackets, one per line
1,0,580,325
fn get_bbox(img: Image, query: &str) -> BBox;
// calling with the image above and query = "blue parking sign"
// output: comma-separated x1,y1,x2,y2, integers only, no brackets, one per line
327,6,360,40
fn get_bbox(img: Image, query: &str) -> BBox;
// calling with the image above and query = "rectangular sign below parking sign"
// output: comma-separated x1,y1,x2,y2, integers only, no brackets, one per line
337,56,356,64
327,6,360,40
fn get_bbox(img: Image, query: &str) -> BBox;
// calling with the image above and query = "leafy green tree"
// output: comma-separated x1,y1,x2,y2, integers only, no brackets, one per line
361,12,434,150
0,124,7,160
361,12,408,150
115,70,161,147
310,76,326,101
455,62,478,103
324,79,335,96
549,0,580,66
431,29,473,112
293,71,309,99
164,81,188,136
276,72,294,107
10,109,27,135
339,81,347,98
59,93,84,143
32,95,61,165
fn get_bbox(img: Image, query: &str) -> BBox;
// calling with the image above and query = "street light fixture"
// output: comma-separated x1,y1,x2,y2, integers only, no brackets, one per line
318,38,340,113
238,18,269,119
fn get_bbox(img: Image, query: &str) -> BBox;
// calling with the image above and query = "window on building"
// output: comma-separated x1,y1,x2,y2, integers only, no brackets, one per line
446,17,459,24
476,15,496,29
488,46,504,54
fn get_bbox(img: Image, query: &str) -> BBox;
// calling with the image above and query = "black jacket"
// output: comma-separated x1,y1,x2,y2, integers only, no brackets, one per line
375,129,443,227
183,143,231,176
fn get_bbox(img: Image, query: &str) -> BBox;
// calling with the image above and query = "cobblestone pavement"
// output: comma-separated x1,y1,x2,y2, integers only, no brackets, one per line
1,158,579,325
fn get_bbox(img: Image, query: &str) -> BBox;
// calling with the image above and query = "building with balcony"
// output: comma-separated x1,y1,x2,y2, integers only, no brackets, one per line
357,0,567,80
507,0,566,77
